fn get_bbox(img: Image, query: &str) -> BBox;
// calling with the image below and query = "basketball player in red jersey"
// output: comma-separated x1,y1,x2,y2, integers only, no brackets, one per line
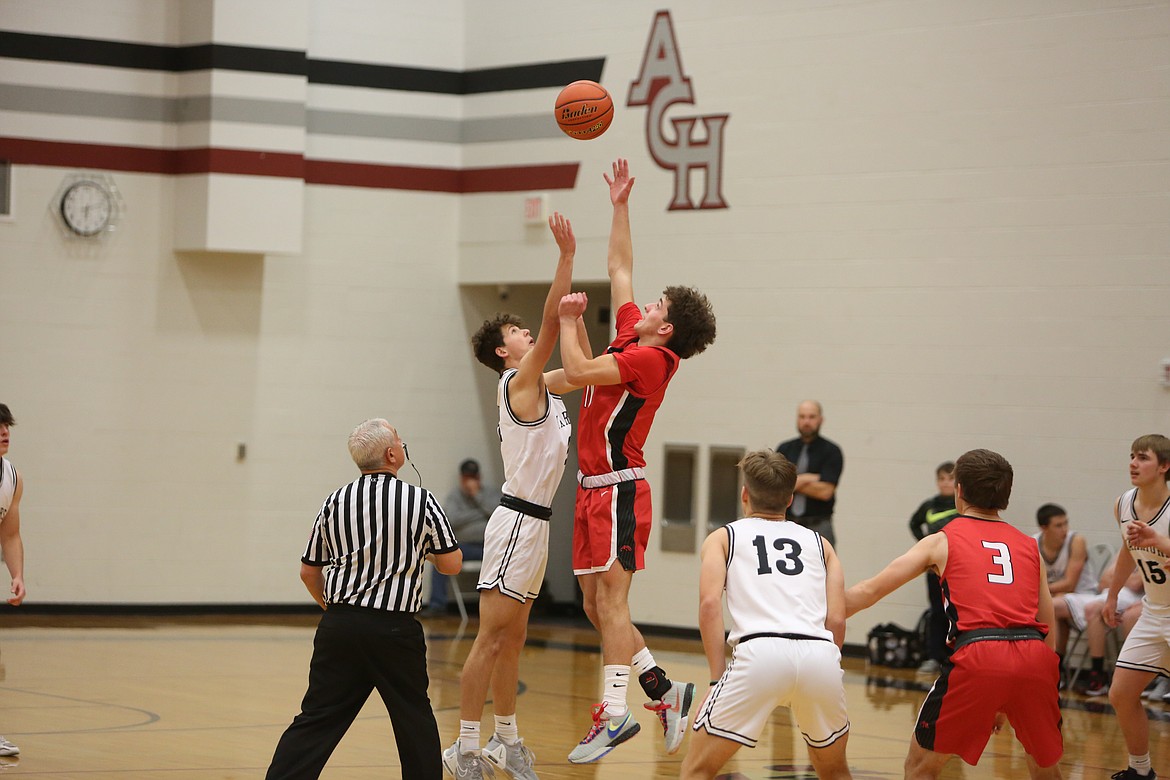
846,449,1063,779
557,159,717,763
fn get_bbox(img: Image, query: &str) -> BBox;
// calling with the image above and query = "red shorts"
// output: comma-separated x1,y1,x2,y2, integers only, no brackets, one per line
915,639,1062,767
572,479,652,574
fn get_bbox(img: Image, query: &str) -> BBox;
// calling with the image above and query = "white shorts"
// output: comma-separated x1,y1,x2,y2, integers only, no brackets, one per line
1117,601,1170,677
1063,588,1142,631
693,637,849,748
476,504,549,603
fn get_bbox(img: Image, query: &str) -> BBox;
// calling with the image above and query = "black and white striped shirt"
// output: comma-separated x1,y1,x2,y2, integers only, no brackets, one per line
302,472,458,612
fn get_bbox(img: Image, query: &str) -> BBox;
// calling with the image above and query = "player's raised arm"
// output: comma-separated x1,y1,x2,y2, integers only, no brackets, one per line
511,212,577,411
558,293,622,387
605,158,635,310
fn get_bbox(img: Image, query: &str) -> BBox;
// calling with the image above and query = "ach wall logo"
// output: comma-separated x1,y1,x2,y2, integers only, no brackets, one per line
628,10,730,212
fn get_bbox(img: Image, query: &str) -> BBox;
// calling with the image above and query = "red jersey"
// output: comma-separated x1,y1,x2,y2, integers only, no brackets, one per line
939,515,1045,638
577,302,679,476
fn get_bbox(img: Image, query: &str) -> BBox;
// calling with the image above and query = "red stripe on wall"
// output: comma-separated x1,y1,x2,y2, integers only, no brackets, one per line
173,148,306,178
304,159,462,192
0,137,579,193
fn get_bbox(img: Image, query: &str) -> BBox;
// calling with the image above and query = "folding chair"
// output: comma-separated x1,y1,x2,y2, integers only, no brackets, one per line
449,559,482,623
1066,542,1118,690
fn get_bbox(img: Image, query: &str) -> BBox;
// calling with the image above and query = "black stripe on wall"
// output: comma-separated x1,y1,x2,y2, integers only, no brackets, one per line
0,30,604,93
0,31,306,75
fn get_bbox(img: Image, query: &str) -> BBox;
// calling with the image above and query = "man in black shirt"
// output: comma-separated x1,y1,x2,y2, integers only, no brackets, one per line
775,400,844,545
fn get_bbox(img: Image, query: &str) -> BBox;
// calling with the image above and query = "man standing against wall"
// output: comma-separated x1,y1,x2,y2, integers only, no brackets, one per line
266,418,461,780
776,401,844,546
0,404,27,758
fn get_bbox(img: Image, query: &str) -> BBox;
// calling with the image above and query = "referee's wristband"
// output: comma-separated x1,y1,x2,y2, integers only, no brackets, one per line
709,680,718,686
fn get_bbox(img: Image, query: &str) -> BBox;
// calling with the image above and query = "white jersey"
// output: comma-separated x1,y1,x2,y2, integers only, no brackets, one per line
724,517,832,646
1033,530,1097,594
1118,487,1170,609
497,369,571,508
0,458,16,520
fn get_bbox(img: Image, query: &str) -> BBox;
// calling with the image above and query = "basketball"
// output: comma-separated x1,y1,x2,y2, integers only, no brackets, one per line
554,80,614,140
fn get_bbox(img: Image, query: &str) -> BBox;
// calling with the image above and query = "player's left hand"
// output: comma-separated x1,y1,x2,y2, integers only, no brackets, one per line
549,211,575,255
992,712,1007,734
603,158,635,205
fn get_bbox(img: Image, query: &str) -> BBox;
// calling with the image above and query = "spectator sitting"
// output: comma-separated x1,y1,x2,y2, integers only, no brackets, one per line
427,458,499,614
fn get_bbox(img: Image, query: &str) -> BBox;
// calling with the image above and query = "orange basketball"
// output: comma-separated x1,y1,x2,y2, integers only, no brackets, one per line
554,80,614,140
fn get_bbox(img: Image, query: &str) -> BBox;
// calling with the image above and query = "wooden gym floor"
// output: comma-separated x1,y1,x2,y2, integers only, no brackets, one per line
0,612,1164,778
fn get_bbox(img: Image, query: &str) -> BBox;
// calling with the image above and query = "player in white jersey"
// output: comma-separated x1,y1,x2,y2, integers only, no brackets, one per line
681,449,851,780
1103,434,1170,780
443,213,581,780
476,367,570,601
0,405,26,758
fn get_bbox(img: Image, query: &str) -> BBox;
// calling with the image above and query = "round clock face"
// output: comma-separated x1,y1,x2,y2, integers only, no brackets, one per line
60,180,113,236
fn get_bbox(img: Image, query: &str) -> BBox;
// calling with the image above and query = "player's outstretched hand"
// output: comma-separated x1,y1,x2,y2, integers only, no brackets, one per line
559,292,588,319
604,158,635,206
549,211,575,256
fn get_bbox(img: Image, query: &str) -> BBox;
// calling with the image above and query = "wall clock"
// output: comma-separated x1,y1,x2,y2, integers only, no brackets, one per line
60,179,114,236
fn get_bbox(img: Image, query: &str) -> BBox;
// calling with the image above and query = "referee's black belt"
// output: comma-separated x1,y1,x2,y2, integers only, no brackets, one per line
500,494,552,521
739,631,832,644
953,627,1045,651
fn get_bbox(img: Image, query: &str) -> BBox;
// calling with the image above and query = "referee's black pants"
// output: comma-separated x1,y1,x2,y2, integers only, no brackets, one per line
265,604,441,780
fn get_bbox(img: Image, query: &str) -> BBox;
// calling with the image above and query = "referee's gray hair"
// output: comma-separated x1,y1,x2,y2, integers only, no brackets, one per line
349,418,397,471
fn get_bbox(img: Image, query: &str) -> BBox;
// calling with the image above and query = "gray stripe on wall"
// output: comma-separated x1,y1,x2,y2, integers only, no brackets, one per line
187,95,306,126
0,83,563,142
0,83,179,122
306,109,460,143
0,84,306,127
463,115,563,143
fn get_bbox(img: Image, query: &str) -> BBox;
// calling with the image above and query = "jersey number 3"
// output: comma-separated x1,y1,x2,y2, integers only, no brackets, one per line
752,536,805,576
981,541,1015,584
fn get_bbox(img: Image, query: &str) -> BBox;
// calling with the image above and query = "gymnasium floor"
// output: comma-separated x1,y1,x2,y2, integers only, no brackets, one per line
0,612,1164,778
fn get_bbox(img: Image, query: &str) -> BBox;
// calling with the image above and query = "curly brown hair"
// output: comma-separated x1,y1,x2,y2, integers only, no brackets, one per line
471,313,525,374
662,285,716,360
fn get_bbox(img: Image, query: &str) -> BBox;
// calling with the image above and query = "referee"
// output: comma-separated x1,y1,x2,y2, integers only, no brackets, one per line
266,418,463,780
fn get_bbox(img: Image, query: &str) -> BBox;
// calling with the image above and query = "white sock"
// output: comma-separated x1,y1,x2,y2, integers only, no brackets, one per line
494,714,519,745
631,647,656,675
458,719,480,753
602,664,630,718
1129,754,1152,776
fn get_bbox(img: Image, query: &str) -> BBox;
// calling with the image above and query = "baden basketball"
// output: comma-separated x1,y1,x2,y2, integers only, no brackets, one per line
554,80,614,140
